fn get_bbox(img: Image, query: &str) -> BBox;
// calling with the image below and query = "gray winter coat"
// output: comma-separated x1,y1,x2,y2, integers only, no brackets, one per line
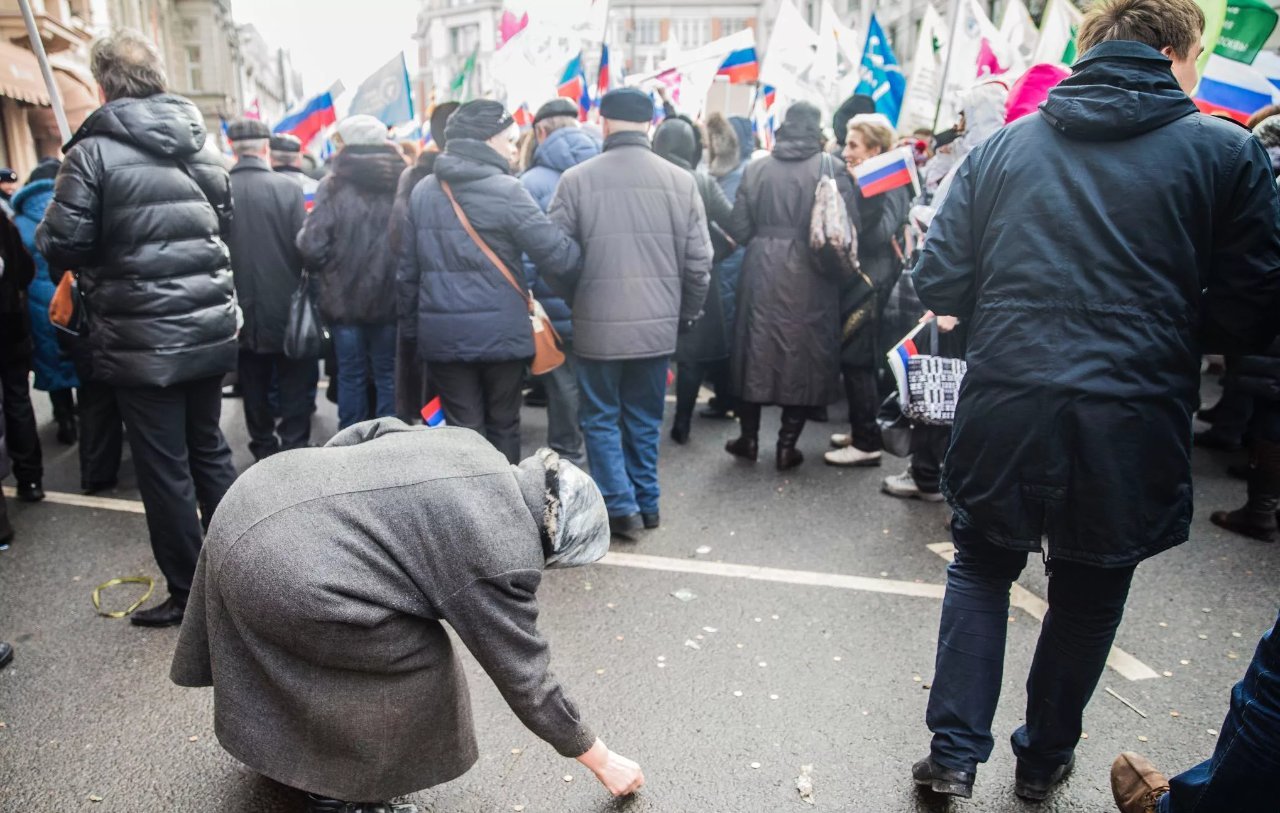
548,130,712,361
731,134,859,406
171,422,597,800
227,156,306,355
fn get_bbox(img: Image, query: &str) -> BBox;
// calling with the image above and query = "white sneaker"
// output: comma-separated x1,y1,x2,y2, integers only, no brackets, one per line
829,433,852,448
881,470,945,502
823,445,882,467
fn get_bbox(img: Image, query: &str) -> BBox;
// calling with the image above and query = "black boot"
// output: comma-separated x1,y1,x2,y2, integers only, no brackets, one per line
130,596,186,627
912,755,975,799
670,414,691,445
50,389,78,445
0,492,13,548
776,408,806,471
306,795,418,813
726,402,760,461
1211,438,1280,542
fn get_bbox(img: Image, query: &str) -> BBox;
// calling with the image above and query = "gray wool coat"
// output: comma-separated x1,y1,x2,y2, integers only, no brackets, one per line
170,421,597,800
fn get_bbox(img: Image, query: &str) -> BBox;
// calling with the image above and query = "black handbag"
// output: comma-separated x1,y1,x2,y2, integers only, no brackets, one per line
283,271,329,360
877,391,913,458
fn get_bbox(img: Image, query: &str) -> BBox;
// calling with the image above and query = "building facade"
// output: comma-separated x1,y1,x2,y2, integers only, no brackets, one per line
238,23,303,125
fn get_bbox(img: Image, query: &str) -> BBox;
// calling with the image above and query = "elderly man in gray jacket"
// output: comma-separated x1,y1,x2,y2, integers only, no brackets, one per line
172,421,643,812
548,88,712,539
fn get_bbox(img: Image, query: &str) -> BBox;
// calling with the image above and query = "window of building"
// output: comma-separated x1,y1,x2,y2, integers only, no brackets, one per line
185,45,203,90
672,18,709,47
449,23,479,56
634,18,661,45
720,17,752,35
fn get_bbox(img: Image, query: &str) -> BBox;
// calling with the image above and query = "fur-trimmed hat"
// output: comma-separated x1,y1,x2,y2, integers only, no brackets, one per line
705,113,741,178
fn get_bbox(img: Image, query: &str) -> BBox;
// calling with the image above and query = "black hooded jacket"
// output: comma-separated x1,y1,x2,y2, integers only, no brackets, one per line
914,41,1280,566
297,143,406,325
36,93,237,388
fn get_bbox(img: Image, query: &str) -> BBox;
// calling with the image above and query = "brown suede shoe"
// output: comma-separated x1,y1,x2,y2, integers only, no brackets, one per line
1111,752,1170,813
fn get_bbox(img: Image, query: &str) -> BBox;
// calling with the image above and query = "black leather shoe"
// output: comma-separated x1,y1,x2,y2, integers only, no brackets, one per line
725,436,759,461
642,511,660,530
82,479,119,495
130,597,185,628
912,756,975,799
700,404,733,420
1015,755,1074,801
56,418,78,445
16,482,45,503
609,513,644,541
0,641,13,670
306,795,419,813
670,418,690,445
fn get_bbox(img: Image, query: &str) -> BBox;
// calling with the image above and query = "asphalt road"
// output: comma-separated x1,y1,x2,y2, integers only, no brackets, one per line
1,376,1276,813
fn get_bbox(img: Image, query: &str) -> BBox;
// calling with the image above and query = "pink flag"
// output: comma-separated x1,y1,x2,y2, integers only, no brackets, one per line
976,39,1007,78
1004,63,1071,123
498,11,529,47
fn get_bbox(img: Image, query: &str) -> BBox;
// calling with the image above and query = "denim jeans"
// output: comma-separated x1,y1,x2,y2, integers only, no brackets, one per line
926,516,1136,775
576,356,667,518
538,344,585,466
1159,610,1280,813
330,323,396,429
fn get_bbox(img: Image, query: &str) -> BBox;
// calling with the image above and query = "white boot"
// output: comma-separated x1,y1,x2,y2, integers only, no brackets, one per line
881,470,945,502
823,445,882,467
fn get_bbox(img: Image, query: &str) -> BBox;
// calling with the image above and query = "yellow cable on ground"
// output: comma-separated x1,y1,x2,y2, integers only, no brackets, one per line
92,576,155,618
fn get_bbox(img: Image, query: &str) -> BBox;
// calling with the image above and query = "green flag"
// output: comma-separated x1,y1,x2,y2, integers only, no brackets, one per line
1195,0,1228,72
1215,0,1279,63
450,47,478,102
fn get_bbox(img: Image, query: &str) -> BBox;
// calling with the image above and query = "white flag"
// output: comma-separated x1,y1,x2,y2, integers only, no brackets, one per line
813,1,860,107
999,0,1040,75
1033,0,1084,66
935,0,1011,127
898,4,949,133
760,0,826,107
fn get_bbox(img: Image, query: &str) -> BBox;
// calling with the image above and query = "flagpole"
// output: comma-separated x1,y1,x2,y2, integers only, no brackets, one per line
931,0,965,132
17,0,71,144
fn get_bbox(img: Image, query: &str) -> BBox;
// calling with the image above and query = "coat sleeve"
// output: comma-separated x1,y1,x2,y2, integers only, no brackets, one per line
1201,137,1280,354
913,155,978,321
729,165,755,245
545,175,582,300
438,569,597,759
2,215,34,289
506,182,581,292
836,164,862,235
36,144,102,269
395,183,424,343
169,549,214,687
296,178,337,271
680,181,713,322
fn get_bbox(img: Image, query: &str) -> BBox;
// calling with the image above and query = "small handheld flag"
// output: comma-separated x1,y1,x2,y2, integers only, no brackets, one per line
716,47,760,84
274,91,337,148
853,147,918,198
421,397,446,428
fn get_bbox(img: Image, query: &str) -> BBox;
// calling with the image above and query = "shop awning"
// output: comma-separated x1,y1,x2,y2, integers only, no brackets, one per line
0,40,51,105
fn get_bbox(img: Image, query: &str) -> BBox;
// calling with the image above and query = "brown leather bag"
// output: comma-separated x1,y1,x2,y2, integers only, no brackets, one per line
440,180,565,375
48,270,82,334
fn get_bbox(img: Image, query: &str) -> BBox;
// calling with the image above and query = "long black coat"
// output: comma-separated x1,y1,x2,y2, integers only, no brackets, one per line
396,139,580,364
36,94,237,388
730,135,859,406
914,41,1280,567
842,183,911,368
228,156,306,355
297,143,406,325
1,211,34,365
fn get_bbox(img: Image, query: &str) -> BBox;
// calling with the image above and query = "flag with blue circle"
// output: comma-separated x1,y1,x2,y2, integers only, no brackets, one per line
855,16,907,127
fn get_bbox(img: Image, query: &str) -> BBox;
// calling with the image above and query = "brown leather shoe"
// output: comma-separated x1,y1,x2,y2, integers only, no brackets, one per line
1111,752,1170,813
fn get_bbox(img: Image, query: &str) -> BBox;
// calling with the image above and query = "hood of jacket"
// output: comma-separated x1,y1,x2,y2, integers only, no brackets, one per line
434,138,511,183
531,126,601,174
67,94,207,157
1040,41,1198,142
331,143,406,193
654,118,698,170
729,116,754,163
705,114,741,177
11,178,54,222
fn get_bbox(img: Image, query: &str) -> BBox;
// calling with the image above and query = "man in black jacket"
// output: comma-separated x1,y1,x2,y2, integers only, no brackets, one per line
0,199,43,506
37,29,239,628
227,119,312,460
910,0,1280,802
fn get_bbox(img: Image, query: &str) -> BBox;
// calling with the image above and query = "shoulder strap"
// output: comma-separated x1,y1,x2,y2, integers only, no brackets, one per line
440,180,532,312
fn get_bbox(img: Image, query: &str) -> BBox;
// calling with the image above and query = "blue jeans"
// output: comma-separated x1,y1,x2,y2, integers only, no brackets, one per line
1159,610,1280,812
926,516,1135,775
331,324,396,429
539,343,585,467
576,357,667,518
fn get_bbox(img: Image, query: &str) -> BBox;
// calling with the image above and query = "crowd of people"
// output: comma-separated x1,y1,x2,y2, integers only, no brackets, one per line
1,0,1279,808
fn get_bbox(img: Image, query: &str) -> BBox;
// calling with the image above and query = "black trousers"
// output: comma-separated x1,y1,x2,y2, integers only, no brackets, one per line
841,365,883,453
431,360,526,463
675,358,734,421
238,350,315,461
78,379,123,489
0,358,42,484
909,424,951,492
114,375,237,604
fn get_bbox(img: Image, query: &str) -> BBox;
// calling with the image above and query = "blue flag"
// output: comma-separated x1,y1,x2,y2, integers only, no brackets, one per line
855,16,906,127
348,53,414,127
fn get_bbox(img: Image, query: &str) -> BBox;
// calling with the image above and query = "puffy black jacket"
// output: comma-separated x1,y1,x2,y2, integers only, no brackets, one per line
227,156,306,354
914,41,1280,567
36,94,237,388
396,139,581,364
297,144,405,325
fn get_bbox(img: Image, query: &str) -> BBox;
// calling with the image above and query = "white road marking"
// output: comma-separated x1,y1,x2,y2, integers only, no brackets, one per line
600,551,946,599
926,542,1161,682
2,486,147,514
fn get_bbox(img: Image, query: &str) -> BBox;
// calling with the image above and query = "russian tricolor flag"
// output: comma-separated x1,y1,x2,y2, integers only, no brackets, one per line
274,91,337,148
1194,53,1280,123
303,191,315,212
853,147,918,198
887,321,926,403
558,53,591,121
597,44,611,99
420,396,446,428
717,47,760,84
